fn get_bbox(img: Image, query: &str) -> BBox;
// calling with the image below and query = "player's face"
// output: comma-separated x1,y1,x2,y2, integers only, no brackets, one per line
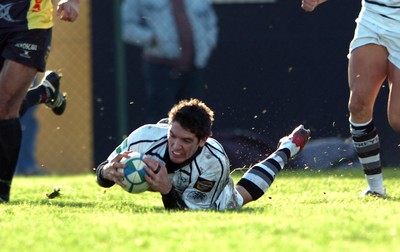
168,121,207,164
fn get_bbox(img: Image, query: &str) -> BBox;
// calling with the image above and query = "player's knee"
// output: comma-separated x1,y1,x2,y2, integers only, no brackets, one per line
0,100,18,119
348,100,372,120
348,103,363,118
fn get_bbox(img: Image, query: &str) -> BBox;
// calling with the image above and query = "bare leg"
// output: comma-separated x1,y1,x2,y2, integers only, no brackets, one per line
348,44,388,197
387,62,400,133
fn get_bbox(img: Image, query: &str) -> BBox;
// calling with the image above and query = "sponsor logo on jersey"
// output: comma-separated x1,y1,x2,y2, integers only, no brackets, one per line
187,191,207,203
20,50,31,59
15,43,38,51
15,42,38,59
32,0,43,12
194,177,215,192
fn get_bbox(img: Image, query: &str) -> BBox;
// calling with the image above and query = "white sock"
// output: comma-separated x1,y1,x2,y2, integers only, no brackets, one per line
349,117,372,127
278,137,300,158
366,173,385,194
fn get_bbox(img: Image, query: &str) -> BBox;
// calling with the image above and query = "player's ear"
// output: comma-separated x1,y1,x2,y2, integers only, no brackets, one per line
198,136,208,147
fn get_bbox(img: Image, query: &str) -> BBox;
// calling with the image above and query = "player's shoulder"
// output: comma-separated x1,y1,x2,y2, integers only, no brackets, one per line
198,137,230,170
128,123,169,140
204,137,227,156
206,137,223,146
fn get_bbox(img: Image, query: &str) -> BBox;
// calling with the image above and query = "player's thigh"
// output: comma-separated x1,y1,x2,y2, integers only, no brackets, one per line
348,44,388,106
387,62,400,132
0,60,37,118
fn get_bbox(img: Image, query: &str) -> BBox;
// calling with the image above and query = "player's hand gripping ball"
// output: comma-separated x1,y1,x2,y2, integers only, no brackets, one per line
118,152,151,194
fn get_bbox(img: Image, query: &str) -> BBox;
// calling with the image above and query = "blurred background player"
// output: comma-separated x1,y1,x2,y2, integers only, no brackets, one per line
121,0,218,123
0,0,79,203
301,0,400,197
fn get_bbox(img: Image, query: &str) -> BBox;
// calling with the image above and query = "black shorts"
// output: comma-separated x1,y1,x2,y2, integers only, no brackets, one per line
0,29,52,72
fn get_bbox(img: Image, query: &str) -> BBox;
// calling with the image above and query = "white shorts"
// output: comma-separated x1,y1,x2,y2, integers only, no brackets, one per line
348,18,400,69
213,178,244,211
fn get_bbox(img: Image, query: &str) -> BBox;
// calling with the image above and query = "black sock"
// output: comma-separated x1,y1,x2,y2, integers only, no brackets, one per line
19,86,46,117
0,118,22,200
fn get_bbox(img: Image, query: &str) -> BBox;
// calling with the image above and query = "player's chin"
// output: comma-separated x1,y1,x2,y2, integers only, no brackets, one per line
169,151,185,164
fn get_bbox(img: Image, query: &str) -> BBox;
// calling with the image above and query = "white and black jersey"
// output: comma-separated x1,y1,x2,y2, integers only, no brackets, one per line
362,0,400,32
349,0,400,68
98,123,236,210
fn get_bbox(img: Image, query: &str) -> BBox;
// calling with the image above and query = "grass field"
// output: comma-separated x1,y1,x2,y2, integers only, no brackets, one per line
1,168,399,252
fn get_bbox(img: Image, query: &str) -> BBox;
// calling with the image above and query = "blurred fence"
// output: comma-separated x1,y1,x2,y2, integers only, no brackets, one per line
35,1,93,174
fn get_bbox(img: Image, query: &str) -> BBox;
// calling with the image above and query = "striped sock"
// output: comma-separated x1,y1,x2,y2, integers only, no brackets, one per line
349,118,384,192
236,149,290,200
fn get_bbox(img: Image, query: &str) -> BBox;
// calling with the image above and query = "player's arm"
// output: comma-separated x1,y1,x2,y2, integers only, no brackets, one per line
97,127,148,188
301,0,328,12
153,167,226,211
96,152,132,188
96,161,115,188
161,187,188,210
143,157,187,210
121,0,155,47
57,0,80,22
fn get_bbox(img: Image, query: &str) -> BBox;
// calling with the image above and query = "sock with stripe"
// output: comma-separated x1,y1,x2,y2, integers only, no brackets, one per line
349,118,385,194
237,148,290,201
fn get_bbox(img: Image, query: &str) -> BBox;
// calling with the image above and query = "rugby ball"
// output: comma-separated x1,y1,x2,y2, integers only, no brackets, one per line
118,152,150,194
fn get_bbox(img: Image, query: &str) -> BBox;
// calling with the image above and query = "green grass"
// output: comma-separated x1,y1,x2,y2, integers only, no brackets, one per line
1,168,400,252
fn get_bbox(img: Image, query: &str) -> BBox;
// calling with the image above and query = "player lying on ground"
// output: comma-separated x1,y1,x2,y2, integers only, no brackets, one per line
96,98,311,210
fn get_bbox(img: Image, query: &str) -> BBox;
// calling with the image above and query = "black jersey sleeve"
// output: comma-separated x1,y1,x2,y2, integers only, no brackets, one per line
96,161,116,188
161,186,187,210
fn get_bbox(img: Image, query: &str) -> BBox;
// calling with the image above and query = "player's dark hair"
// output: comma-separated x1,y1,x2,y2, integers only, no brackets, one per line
168,98,214,140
